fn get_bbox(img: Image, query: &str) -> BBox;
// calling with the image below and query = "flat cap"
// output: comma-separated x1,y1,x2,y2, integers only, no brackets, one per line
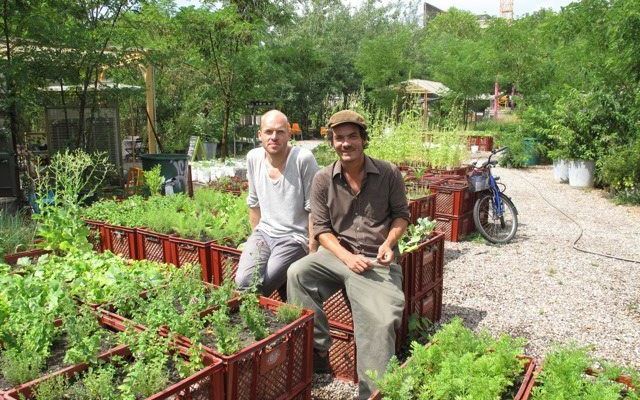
328,110,367,130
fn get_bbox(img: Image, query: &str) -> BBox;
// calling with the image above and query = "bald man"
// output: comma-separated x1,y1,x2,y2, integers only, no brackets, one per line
235,110,319,297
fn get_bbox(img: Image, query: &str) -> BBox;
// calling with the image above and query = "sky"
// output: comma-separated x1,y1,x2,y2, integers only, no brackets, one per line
175,0,577,18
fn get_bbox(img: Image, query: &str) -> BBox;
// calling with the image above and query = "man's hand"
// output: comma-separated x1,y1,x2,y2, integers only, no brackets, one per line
376,242,394,266
342,253,373,274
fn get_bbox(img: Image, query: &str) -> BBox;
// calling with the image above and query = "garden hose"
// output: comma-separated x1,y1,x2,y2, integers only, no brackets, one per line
516,170,640,264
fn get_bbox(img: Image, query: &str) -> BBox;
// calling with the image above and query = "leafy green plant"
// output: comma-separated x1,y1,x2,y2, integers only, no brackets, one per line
0,210,37,259
369,318,526,400
532,345,640,400
32,149,112,254
398,218,436,254
31,374,69,400
207,304,241,355
239,291,269,341
144,165,164,196
276,303,303,324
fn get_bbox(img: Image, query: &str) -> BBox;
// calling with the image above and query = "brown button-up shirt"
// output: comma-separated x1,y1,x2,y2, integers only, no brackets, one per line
311,156,410,258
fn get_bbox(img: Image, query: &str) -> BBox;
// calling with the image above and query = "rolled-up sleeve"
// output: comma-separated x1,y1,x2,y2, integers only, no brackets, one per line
389,167,410,222
311,171,333,240
301,151,320,212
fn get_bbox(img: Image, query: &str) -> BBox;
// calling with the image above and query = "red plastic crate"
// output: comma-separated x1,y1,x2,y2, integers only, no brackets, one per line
328,325,358,383
136,228,174,264
324,289,353,327
208,242,242,285
429,165,469,177
102,224,137,259
431,180,474,217
403,232,445,302
435,212,475,242
3,343,224,400
407,280,443,323
83,219,105,252
408,193,436,223
3,248,50,265
164,297,313,400
169,236,211,282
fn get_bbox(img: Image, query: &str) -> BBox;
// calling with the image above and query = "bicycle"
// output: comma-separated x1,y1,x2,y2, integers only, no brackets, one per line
469,147,518,244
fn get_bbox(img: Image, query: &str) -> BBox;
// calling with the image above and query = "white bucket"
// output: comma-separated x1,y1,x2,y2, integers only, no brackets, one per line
553,159,569,183
568,159,595,188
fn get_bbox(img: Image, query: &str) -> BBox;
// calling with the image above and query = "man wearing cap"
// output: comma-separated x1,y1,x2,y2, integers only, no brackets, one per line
287,110,410,398
235,110,319,297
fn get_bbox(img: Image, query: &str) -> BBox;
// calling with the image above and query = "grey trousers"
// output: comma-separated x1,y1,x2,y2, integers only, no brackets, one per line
235,230,308,296
287,247,405,400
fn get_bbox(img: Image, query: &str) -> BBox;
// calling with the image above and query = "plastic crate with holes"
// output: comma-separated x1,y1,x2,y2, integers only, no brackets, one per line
169,236,211,282
102,296,314,400
102,224,137,259
431,179,475,217
3,313,226,400
136,228,174,264
83,219,105,252
435,211,475,242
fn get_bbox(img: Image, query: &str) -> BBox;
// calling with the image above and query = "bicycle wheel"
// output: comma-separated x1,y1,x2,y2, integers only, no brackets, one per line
473,192,518,244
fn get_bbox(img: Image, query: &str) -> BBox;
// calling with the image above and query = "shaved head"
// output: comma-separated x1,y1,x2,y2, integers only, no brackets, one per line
261,110,289,130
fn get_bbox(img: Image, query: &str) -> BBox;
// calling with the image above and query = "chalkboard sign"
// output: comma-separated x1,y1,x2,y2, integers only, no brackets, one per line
187,135,204,161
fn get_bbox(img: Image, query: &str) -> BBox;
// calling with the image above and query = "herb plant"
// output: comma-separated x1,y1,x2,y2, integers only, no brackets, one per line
532,345,640,400
276,303,303,324
369,318,526,400
144,165,164,196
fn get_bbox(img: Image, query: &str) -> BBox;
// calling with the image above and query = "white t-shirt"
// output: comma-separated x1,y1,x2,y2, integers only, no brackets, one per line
246,146,319,244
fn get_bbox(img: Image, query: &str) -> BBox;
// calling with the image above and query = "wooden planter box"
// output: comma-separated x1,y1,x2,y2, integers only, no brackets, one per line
102,224,137,259
435,212,475,242
368,354,537,400
102,296,314,400
3,343,224,400
136,228,174,264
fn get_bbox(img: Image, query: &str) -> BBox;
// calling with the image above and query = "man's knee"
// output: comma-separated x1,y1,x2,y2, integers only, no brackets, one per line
234,268,254,289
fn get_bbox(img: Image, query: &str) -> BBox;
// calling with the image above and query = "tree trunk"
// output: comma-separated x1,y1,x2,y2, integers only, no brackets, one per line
221,100,231,159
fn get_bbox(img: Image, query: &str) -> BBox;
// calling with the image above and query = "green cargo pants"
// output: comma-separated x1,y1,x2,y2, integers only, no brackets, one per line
287,246,405,399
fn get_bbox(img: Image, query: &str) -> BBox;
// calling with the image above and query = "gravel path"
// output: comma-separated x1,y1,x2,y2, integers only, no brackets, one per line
443,165,640,368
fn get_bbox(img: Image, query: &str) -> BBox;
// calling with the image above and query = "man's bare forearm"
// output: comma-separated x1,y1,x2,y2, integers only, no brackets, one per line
383,218,409,248
318,232,351,262
308,213,318,252
249,207,261,230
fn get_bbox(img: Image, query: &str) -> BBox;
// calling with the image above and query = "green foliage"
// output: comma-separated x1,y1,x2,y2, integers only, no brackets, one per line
398,218,436,254
207,304,241,356
312,143,337,167
369,318,526,400
275,303,303,324
532,345,640,400
144,165,164,196
82,189,251,246
32,374,69,400
239,291,269,341
599,139,640,198
31,150,111,255
0,210,36,259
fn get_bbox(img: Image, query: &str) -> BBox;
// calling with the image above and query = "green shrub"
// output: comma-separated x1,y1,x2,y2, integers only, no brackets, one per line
599,139,640,202
0,210,36,258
